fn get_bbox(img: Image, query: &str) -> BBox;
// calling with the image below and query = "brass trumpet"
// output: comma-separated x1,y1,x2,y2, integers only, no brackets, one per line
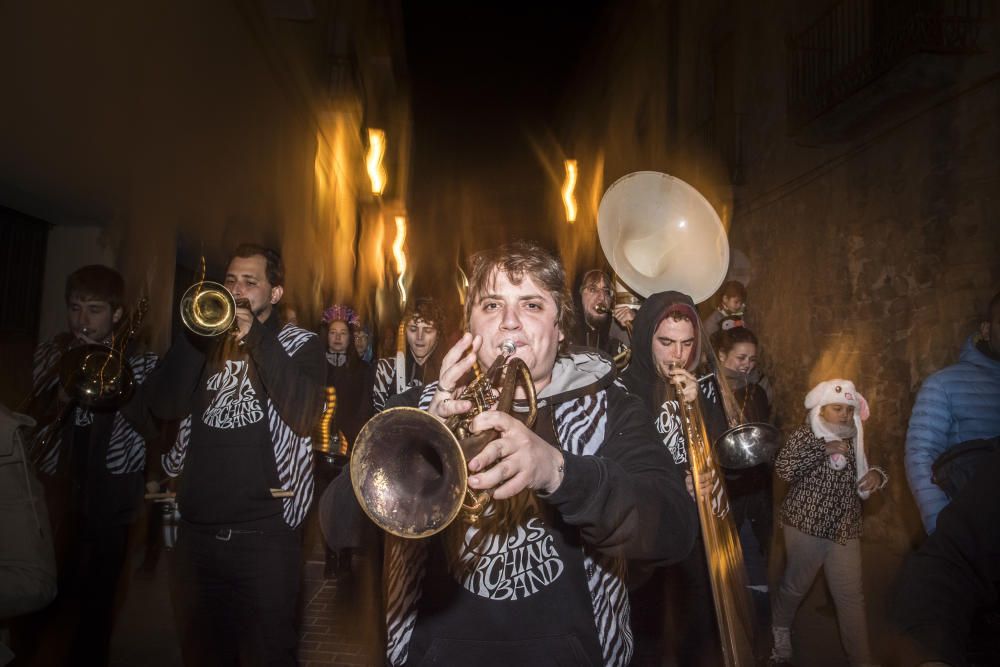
180,281,248,337
350,340,537,539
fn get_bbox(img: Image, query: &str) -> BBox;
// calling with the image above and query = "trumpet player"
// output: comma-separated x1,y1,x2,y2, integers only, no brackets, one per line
321,241,695,666
26,264,157,666
125,243,324,665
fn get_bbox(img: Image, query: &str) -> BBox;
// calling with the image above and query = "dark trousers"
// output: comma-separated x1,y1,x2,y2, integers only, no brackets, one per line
169,523,302,666
70,523,130,666
630,538,722,667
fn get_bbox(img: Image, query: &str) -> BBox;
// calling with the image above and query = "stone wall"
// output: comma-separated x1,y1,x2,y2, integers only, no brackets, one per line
560,0,1000,547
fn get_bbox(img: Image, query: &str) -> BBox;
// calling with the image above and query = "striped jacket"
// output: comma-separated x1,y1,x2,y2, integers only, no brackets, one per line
160,323,321,529
368,352,695,667
33,337,157,476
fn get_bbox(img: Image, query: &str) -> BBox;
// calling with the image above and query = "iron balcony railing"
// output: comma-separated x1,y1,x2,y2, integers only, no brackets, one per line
787,0,985,128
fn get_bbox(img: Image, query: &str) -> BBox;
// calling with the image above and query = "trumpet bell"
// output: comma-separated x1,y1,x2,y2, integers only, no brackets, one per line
351,406,468,539
59,344,135,409
598,171,729,303
713,422,782,469
180,281,236,336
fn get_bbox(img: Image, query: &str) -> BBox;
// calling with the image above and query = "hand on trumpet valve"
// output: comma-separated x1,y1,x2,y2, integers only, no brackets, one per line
231,297,254,343
467,410,566,498
667,366,699,404
429,332,480,420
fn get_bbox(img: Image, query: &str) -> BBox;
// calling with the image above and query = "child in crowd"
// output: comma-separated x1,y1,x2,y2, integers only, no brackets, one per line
705,280,751,339
770,379,888,667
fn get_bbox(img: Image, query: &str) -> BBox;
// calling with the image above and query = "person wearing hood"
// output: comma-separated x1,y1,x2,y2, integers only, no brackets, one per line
571,269,630,360
617,290,731,667
371,298,446,413
905,290,1000,534
321,241,695,667
770,379,888,666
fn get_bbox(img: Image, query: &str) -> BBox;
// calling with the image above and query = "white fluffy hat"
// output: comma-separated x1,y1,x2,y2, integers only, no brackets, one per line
804,379,872,497
804,379,870,419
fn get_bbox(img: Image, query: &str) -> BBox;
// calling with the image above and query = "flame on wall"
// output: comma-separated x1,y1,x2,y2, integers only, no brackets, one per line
455,264,469,306
562,159,578,223
393,215,407,306
366,128,387,196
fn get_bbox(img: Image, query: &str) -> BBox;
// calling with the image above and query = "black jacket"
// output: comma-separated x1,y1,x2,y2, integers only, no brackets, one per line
323,350,696,666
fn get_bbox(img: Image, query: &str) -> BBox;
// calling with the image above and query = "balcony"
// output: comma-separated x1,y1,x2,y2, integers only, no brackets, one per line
787,0,985,139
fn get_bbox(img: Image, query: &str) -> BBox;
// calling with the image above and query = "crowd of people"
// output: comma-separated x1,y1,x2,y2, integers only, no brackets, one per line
1,240,998,667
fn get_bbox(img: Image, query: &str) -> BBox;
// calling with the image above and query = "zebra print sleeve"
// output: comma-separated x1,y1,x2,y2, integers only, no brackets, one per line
105,352,160,475
372,358,395,413
162,416,191,477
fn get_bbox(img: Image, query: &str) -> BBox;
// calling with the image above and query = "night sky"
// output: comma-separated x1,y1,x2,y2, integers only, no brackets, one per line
401,2,607,261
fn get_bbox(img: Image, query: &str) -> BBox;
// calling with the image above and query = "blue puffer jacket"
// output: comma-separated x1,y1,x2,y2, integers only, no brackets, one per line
905,335,1000,533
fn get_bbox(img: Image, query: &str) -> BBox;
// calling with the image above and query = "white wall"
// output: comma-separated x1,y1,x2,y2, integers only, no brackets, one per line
38,225,115,343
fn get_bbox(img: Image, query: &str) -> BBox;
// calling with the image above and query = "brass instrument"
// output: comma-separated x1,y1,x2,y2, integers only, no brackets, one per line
26,298,148,464
593,302,634,370
180,281,247,337
598,171,754,666
350,340,537,539
669,372,755,666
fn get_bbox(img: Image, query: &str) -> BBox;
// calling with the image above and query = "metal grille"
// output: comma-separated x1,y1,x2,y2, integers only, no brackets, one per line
0,208,49,337
787,0,985,128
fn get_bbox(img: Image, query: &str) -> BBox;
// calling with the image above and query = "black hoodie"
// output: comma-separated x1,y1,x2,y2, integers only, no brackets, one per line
617,291,728,501
324,350,696,666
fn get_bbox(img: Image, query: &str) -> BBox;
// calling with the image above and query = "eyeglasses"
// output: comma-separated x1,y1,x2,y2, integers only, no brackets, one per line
353,333,369,341
583,285,612,297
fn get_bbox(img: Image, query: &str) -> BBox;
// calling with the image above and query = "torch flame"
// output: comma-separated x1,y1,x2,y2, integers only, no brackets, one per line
366,128,387,195
562,159,578,223
456,264,469,306
393,215,407,306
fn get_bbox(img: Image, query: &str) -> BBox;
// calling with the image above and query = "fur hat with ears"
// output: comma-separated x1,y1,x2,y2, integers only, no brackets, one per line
805,379,873,498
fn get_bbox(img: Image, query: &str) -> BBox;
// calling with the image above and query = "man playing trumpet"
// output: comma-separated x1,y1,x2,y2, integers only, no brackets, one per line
322,241,695,666
127,243,324,665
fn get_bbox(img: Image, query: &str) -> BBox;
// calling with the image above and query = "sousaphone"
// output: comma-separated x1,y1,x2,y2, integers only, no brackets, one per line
598,171,729,304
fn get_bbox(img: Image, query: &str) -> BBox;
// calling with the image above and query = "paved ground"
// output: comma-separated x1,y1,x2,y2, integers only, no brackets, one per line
8,513,911,667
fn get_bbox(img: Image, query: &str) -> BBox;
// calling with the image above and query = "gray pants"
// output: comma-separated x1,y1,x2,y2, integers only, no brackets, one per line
772,525,874,666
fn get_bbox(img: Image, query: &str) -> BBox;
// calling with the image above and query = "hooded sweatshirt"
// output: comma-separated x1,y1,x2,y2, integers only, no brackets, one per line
327,350,695,667
619,291,728,455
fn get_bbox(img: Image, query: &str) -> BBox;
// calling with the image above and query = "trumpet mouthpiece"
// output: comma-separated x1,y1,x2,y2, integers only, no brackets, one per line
499,340,517,356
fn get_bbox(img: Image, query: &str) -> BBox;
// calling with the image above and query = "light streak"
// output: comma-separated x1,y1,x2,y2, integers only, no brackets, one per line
562,159,578,223
366,128,387,195
393,215,407,306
